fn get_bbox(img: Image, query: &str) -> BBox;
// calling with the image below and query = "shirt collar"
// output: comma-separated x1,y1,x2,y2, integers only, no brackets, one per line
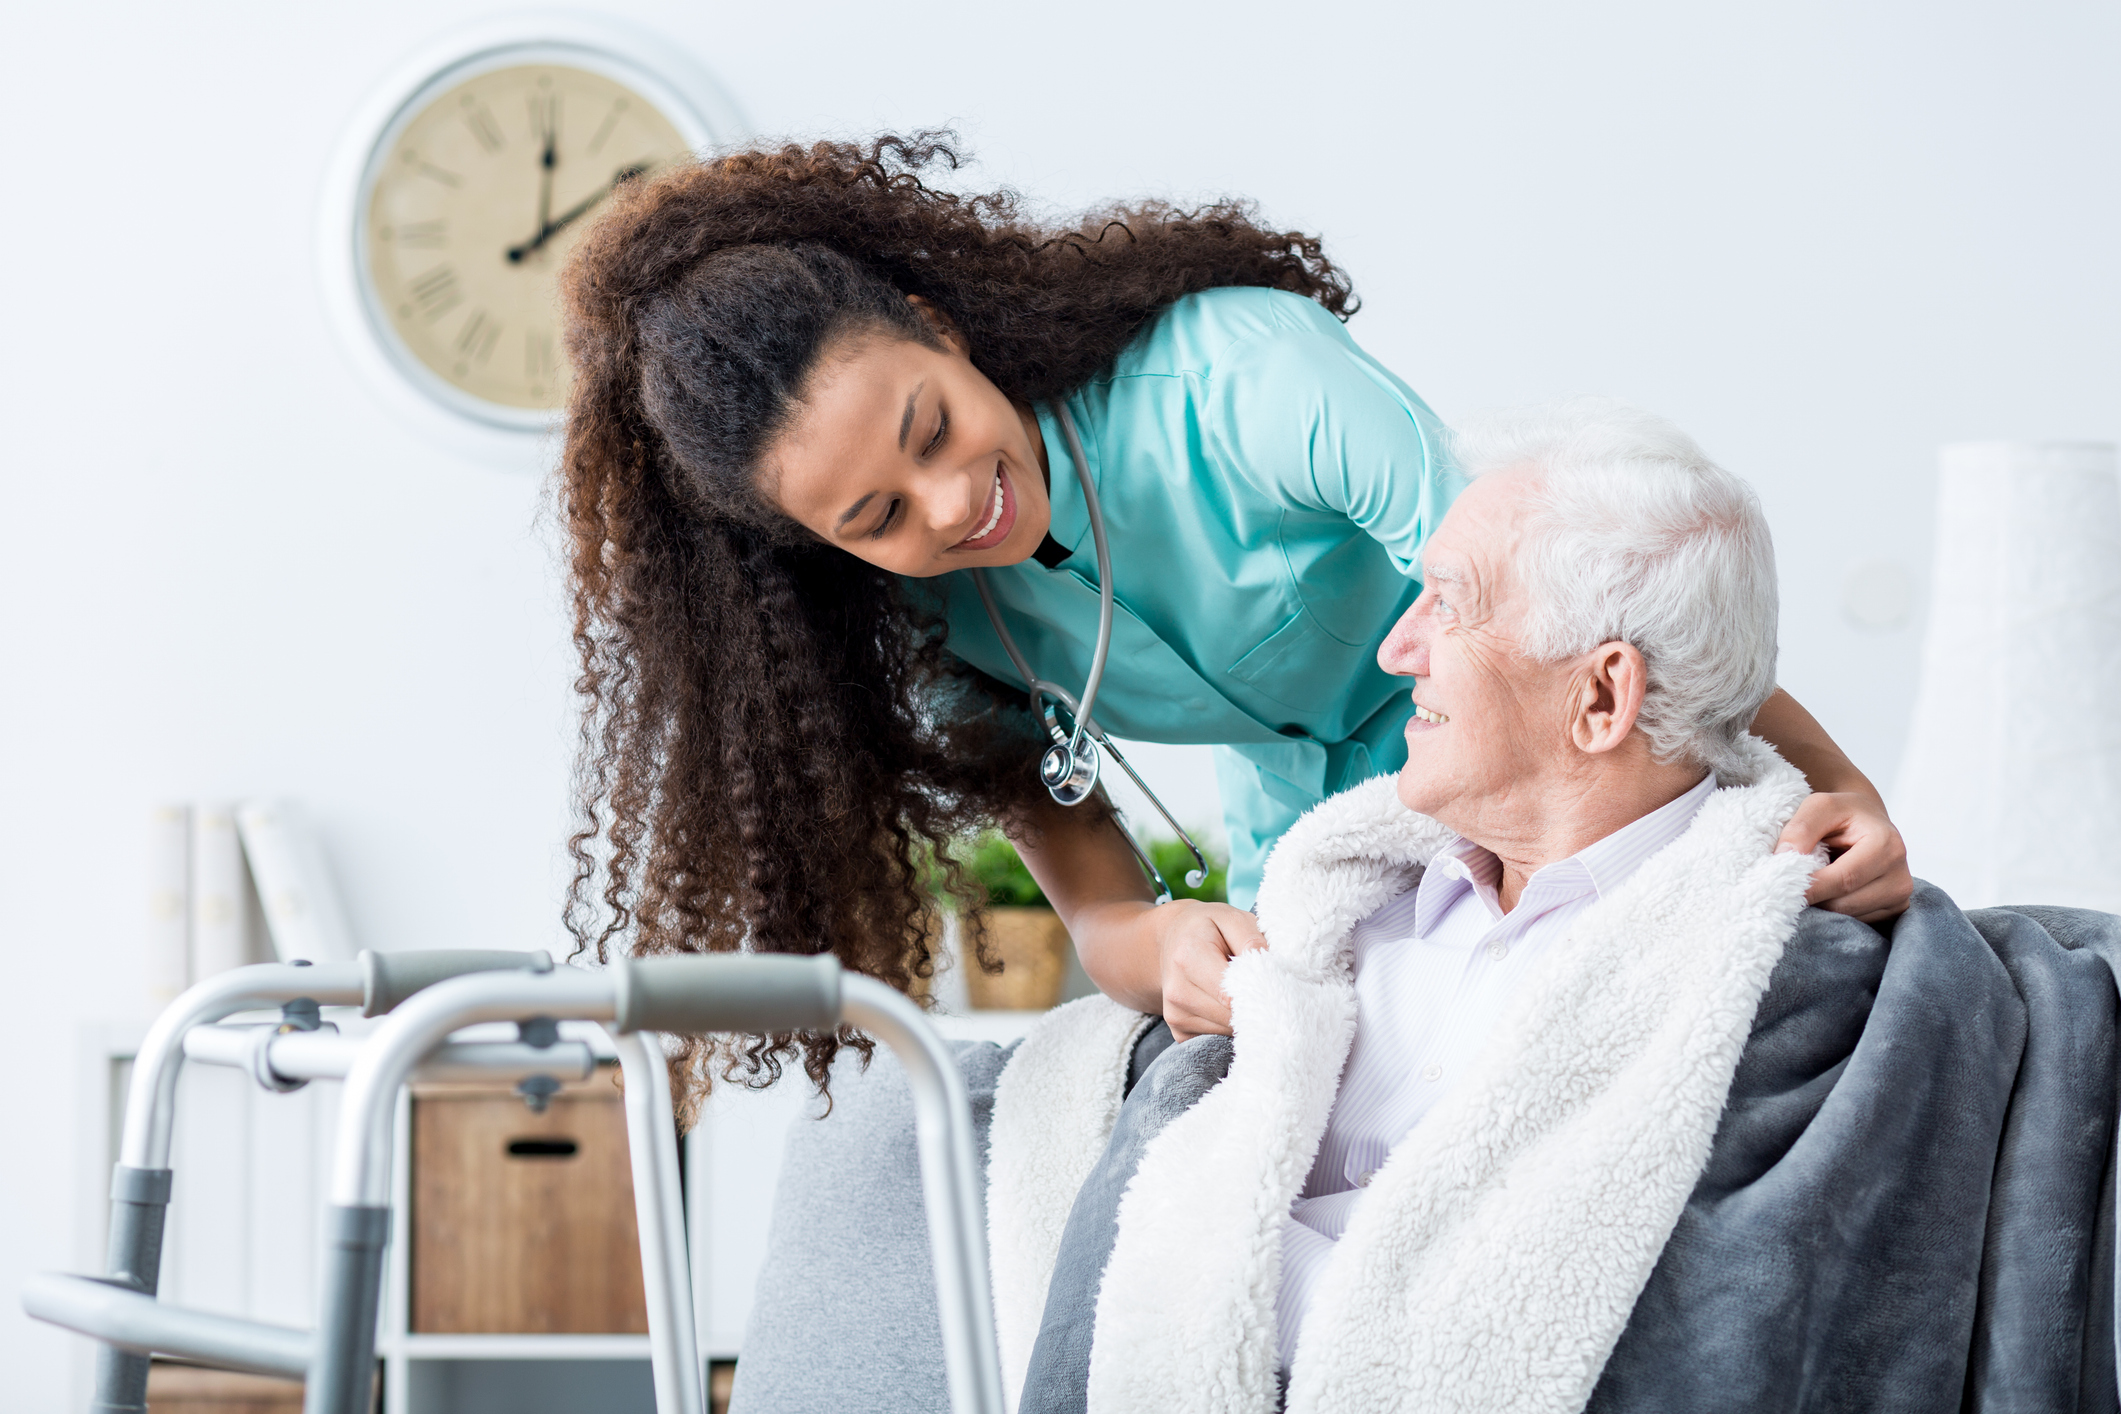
1410,772,1716,939
1033,397,1099,567
1572,772,1716,897
1412,836,1499,937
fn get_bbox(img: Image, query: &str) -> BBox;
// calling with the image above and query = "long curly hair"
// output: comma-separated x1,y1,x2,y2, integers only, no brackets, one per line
557,132,1354,1097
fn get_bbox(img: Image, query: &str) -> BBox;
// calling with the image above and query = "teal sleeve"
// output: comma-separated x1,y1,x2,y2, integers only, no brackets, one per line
1203,328,1460,577
1213,745,1313,911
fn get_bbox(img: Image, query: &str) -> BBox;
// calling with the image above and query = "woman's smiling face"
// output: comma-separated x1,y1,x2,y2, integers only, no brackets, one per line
764,307,1052,577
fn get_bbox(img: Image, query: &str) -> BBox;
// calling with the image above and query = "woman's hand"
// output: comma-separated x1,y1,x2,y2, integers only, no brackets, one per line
1776,791,1913,923
1750,687,1915,923
1008,804,1266,1033
1149,900,1268,1040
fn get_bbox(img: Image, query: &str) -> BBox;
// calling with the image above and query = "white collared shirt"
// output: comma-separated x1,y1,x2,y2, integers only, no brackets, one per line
1275,773,1717,1369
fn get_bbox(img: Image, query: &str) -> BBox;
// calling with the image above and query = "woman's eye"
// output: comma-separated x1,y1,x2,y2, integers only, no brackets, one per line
870,499,900,539
922,408,949,457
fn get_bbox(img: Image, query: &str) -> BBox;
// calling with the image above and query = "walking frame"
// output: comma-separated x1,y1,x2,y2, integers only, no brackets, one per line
23,950,1006,1414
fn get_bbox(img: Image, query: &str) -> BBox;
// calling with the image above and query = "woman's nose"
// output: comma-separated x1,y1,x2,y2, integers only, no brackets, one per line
915,472,974,534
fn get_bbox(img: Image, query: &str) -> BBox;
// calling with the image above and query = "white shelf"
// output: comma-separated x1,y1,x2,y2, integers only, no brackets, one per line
391,1333,652,1361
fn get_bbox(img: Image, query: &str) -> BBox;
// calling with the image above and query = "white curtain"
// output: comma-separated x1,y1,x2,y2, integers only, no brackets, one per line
1893,441,2121,911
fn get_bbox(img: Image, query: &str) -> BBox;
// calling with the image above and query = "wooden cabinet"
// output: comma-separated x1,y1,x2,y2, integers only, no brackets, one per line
409,1076,648,1335
146,1365,304,1413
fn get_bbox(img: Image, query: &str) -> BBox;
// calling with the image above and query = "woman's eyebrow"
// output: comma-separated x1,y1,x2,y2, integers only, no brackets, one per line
898,381,925,450
836,492,878,530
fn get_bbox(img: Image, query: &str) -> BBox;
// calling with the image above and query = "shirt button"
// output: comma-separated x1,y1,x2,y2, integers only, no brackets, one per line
1486,941,1508,961
1421,1063,1443,1082
1356,1170,1376,1188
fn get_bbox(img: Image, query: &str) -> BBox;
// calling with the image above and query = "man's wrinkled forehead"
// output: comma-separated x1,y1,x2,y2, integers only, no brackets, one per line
1421,467,1537,609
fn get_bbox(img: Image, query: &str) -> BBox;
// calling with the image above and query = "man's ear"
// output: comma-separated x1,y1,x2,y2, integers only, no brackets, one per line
1571,641,1649,755
906,295,969,356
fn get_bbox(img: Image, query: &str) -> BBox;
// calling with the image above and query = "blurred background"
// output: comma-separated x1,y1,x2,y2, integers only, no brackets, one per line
3,0,2116,1402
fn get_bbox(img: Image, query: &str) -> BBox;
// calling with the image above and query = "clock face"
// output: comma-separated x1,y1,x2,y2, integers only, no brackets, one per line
363,63,691,414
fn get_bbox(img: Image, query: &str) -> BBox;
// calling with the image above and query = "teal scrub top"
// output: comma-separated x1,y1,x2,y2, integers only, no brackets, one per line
920,287,1462,906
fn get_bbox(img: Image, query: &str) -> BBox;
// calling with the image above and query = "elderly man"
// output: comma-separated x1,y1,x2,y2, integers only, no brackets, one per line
981,402,2121,1414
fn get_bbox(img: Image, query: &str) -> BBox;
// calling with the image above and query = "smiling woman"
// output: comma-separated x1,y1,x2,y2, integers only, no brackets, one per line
757,296,1057,574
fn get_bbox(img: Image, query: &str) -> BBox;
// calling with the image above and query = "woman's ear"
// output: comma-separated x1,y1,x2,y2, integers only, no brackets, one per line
906,294,969,356
1570,641,1650,755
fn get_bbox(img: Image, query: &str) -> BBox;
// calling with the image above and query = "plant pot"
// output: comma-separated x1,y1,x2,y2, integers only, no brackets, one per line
965,906,1073,1011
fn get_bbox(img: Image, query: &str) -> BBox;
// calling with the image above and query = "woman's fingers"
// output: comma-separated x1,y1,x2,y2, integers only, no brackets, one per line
1162,931,1234,1038
1819,876,1917,923
1215,905,1270,955
1773,793,1838,856
1157,903,1267,1040
1777,791,1913,920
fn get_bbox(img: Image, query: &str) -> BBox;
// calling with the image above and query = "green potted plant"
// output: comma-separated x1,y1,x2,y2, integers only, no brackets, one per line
945,830,1228,1011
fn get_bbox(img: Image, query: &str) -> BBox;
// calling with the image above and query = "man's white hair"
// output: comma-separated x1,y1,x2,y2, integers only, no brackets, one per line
1449,398,1779,778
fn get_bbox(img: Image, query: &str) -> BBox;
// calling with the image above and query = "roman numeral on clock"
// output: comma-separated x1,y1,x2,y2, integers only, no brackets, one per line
462,99,506,152
410,265,461,320
392,219,446,249
456,311,502,364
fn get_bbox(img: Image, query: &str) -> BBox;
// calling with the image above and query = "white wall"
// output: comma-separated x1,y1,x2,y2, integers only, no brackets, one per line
4,0,2116,1399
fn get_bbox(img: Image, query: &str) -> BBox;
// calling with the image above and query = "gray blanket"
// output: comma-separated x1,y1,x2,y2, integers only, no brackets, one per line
1591,888,2121,1413
732,886,2121,1413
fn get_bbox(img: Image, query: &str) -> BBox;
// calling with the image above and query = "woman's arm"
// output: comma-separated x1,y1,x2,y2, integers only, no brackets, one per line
1751,687,1913,922
1008,802,1261,1039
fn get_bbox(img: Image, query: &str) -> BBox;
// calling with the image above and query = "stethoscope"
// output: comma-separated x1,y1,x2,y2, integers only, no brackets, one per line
970,404,1212,904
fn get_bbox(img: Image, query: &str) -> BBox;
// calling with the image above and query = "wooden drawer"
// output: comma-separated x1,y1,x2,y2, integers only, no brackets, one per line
410,1076,648,1334
147,1364,304,1413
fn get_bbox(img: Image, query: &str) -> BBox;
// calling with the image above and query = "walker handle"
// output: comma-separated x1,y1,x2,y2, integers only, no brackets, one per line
359,948,553,1018
613,953,843,1034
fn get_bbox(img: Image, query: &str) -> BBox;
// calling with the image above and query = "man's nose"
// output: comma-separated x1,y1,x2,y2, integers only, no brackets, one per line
1378,608,1430,677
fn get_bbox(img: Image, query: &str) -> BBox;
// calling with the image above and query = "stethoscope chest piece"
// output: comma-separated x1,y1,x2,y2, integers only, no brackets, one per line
1040,734,1101,806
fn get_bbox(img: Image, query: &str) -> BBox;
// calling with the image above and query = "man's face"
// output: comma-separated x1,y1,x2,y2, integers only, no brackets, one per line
1377,468,1583,826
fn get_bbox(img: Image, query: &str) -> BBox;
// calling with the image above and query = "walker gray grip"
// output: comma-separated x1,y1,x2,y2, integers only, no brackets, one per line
613,953,843,1035
307,1206,390,1414
91,1166,172,1413
359,948,552,1017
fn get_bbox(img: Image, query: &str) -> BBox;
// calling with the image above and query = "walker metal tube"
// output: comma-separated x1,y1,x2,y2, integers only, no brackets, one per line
608,1029,703,1414
181,1027,597,1086
840,975,1006,1414
99,963,360,1414
121,963,365,1171
24,1273,311,1380
328,969,617,1209
309,969,617,1414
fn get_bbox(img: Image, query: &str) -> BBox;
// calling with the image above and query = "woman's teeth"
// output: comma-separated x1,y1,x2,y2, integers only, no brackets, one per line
964,471,1005,544
1413,703,1449,725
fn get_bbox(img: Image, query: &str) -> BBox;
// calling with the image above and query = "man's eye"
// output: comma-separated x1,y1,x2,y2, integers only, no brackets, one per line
1434,595,1452,615
923,407,949,457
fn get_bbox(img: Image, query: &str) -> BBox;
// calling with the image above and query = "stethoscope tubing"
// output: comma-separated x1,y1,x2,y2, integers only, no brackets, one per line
1058,404,1115,758
969,404,1210,900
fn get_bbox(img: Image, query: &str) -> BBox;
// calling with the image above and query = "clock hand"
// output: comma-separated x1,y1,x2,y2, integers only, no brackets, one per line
535,104,556,236
506,164,647,263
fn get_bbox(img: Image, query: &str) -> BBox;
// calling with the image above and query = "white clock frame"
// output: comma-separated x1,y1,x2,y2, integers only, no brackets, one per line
318,15,744,465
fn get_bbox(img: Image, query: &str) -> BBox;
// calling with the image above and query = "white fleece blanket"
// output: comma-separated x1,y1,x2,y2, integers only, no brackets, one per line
987,994,1159,1410
988,736,1818,1414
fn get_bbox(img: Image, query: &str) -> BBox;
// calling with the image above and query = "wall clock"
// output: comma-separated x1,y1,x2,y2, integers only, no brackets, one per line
321,19,741,448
